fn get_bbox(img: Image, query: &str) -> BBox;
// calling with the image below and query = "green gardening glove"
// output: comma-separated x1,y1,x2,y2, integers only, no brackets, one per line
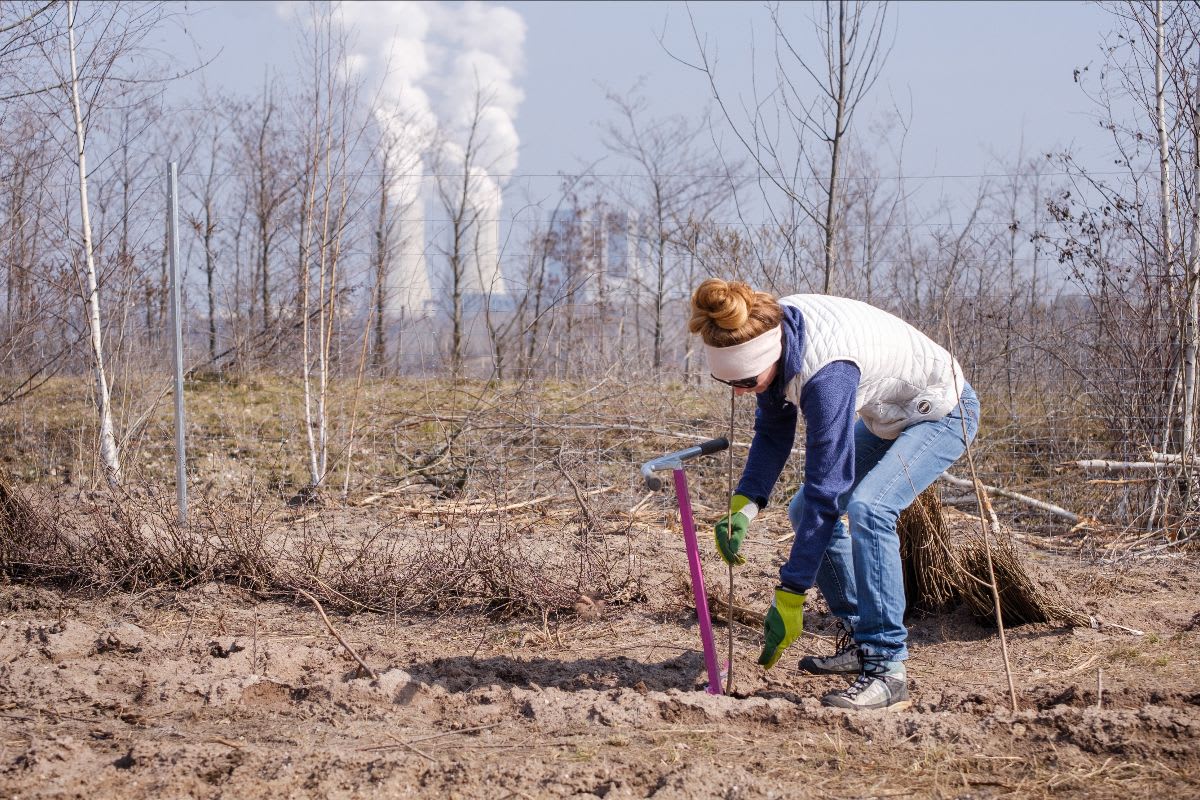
757,586,806,669
714,494,758,566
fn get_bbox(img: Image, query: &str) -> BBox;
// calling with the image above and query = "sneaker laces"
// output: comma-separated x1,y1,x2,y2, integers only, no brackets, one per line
832,621,856,656
841,651,889,700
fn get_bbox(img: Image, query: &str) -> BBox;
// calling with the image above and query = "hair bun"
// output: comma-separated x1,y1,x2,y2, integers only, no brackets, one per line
690,278,754,332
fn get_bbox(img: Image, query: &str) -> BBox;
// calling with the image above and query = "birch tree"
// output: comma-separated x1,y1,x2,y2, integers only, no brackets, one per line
292,3,372,493
685,1,892,293
295,5,342,491
430,86,510,375
1044,1,1200,528
1184,42,1200,467
65,0,120,485
600,87,733,370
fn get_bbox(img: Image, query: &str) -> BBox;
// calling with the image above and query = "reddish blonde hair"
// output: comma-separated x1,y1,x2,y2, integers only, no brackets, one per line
688,278,782,347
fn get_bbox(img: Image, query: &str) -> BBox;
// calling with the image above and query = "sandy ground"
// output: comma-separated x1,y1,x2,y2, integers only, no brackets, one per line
1,515,1197,799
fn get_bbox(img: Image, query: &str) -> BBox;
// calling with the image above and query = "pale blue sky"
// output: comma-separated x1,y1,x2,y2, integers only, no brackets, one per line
169,0,1117,188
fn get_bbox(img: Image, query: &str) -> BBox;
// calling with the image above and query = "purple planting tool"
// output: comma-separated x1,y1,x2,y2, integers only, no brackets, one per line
640,437,730,695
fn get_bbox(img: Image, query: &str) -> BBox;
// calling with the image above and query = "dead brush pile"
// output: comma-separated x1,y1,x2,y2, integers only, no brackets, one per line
0,475,645,621
0,471,73,582
0,474,280,593
283,505,645,618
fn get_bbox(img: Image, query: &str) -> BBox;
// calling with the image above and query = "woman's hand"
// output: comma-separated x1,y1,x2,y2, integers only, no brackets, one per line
757,586,806,669
714,494,757,565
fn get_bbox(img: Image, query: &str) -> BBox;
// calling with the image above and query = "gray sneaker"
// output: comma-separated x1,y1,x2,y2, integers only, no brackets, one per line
822,653,911,711
798,622,860,675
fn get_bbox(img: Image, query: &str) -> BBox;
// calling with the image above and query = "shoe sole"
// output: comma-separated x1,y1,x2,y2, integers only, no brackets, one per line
821,684,911,711
822,698,912,712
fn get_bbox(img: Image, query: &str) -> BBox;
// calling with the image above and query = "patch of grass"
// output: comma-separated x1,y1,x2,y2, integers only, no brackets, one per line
1106,645,1142,664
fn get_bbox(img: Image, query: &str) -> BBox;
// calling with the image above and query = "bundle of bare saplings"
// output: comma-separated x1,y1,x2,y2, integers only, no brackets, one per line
897,488,1088,626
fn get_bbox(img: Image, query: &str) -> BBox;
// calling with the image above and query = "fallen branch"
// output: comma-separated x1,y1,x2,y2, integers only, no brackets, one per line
1063,459,1165,472
388,486,616,516
295,586,378,681
1048,653,1100,679
939,473,1082,524
705,591,764,627
1064,451,1196,471
1100,620,1145,636
355,479,425,507
626,491,655,518
385,732,435,762
404,493,555,515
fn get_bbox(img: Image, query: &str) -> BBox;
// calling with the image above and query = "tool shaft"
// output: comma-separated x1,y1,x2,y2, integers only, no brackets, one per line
674,467,723,695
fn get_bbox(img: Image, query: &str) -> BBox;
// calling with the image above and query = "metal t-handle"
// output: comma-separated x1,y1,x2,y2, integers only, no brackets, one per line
639,437,729,490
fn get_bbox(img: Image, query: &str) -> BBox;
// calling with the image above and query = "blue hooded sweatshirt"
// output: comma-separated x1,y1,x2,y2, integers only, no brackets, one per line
734,304,860,593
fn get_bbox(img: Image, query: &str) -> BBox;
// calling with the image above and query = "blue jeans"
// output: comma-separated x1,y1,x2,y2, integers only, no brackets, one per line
786,384,980,661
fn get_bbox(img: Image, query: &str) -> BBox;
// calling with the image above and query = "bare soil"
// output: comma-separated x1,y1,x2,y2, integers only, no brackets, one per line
1,504,1196,799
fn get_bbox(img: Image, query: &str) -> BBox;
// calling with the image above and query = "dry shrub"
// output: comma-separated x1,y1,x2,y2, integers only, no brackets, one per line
261,509,643,619
0,478,279,594
898,488,1088,626
0,471,73,582
69,490,280,593
1,466,1083,629
286,516,416,612
0,471,642,622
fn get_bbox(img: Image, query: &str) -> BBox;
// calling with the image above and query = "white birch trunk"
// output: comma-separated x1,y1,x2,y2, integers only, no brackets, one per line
314,144,333,485
319,157,352,485
1183,49,1200,462
67,0,121,487
1149,0,1175,527
1096,450,1200,468
300,15,348,491
312,51,346,488
1154,0,1171,266
299,165,320,488
1066,459,1168,471
296,121,321,489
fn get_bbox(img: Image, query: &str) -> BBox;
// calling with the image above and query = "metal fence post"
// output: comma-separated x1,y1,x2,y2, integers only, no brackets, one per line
167,161,187,525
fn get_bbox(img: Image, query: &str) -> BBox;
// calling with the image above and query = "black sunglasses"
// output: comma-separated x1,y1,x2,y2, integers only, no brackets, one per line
711,373,759,389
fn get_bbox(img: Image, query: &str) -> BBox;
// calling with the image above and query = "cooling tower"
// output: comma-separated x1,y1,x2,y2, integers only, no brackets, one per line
463,177,506,307
385,170,432,321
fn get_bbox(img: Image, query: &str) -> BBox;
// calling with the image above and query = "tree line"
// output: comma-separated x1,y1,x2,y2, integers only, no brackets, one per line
0,1,1196,531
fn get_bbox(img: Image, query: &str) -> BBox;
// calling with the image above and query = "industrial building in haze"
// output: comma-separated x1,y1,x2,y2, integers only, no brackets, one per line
378,181,650,372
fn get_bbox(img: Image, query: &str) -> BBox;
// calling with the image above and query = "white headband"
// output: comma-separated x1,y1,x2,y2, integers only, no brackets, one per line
704,325,782,381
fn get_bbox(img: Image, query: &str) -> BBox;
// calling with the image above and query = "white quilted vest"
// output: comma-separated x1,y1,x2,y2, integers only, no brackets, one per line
779,294,966,439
